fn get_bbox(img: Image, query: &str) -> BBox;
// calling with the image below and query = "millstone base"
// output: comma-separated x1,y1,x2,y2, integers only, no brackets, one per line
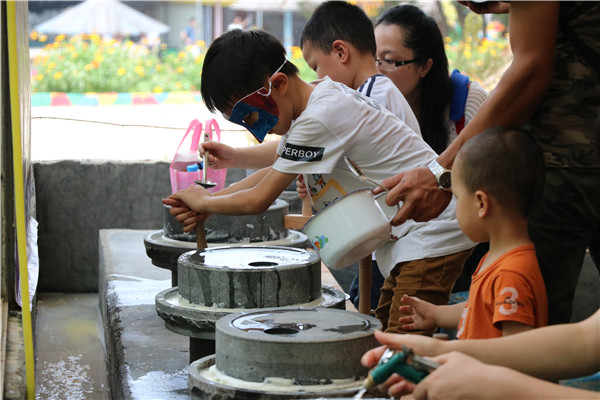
143,229,310,271
189,355,365,400
215,308,381,384
155,286,347,340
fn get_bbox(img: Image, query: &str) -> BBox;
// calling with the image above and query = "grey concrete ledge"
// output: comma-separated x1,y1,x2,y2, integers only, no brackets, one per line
99,229,192,400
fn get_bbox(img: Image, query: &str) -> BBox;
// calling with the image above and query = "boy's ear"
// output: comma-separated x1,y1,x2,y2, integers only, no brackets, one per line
331,40,350,63
475,190,489,218
271,72,288,94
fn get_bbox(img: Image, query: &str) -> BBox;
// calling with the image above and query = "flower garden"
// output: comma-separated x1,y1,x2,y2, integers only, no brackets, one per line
29,23,510,99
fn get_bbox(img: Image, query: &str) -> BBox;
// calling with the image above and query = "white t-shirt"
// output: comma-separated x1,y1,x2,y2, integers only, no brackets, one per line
274,77,474,276
357,74,421,135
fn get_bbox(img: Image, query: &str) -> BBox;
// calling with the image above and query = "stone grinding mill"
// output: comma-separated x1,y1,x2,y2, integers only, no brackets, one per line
150,169,380,397
188,308,381,399
144,199,311,286
155,245,348,361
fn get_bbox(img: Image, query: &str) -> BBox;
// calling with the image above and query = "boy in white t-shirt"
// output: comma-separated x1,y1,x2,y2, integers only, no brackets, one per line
299,0,420,312
163,29,475,333
300,1,419,133
200,1,420,171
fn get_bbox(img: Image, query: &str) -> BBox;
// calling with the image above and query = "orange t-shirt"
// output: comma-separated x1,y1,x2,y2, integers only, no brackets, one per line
456,244,548,339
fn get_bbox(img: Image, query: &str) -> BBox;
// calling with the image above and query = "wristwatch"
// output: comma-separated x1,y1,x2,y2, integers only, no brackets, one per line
427,159,452,190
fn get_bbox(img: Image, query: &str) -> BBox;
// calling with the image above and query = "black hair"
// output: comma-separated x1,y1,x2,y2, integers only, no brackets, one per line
456,127,546,218
300,1,376,57
376,5,451,154
200,30,299,113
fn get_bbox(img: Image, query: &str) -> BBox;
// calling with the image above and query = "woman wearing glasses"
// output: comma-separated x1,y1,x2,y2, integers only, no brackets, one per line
374,4,488,155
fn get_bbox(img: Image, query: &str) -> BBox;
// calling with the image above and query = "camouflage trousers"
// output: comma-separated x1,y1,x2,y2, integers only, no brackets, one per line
529,167,600,325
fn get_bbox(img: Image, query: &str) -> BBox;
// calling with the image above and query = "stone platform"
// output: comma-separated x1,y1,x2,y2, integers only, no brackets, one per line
98,229,355,399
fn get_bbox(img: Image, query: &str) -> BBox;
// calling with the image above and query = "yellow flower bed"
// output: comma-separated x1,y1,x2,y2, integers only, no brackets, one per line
30,33,317,93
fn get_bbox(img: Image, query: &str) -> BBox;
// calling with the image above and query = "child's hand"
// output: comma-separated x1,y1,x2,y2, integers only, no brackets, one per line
413,352,503,400
162,185,212,232
398,294,438,331
200,141,238,169
162,197,203,232
296,174,308,199
362,330,443,367
361,330,448,398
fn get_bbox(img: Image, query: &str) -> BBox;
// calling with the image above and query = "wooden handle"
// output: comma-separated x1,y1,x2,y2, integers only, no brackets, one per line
358,255,372,315
284,197,312,229
195,219,207,250
302,196,312,216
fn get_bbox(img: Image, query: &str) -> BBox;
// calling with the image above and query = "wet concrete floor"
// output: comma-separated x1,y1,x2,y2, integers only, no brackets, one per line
35,293,110,399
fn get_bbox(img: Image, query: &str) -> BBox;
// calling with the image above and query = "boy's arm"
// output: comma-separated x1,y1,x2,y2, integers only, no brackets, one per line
415,352,599,400
170,167,297,216
215,166,271,195
364,310,599,387
443,309,600,381
202,140,279,170
433,302,466,330
500,320,533,337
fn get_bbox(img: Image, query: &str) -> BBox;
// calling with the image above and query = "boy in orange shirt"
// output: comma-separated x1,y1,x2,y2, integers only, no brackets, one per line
399,126,548,338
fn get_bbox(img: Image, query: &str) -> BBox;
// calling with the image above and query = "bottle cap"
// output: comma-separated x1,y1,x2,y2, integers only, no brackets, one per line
186,164,199,172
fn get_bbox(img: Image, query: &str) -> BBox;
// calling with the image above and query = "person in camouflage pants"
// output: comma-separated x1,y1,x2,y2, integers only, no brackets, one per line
526,1,600,324
375,1,599,325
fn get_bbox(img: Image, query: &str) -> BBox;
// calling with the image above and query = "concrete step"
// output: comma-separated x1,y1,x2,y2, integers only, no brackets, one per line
35,293,110,399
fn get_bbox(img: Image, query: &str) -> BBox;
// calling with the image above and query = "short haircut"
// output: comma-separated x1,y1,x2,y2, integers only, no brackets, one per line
200,30,299,113
456,127,545,218
300,1,376,57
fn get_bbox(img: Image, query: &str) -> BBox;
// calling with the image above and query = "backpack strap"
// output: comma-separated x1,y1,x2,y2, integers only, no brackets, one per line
449,69,470,122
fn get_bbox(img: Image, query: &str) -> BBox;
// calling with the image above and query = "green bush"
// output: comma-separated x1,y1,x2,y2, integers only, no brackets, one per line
30,32,317,93
445,35,512,91
30,30,507,94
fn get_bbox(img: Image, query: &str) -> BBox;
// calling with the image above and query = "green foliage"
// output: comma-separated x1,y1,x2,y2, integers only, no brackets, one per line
31,33,318,93
445,35,511,91
30,23,508,94
31,33,205,93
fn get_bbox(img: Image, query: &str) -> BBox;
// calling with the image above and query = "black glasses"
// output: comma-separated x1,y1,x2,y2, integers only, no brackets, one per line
375,58,420,72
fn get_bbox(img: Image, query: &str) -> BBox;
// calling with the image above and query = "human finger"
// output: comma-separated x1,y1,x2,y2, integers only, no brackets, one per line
390,198,417,226
360,344,388,368
376,173,406,197
387,376,416,398
175,209,197,223
182,220,197,232
169,205,191,217
162,197,184,207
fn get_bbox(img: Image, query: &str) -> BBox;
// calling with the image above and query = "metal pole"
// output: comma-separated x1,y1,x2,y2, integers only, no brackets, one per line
195,0,203,43
283,10,293,57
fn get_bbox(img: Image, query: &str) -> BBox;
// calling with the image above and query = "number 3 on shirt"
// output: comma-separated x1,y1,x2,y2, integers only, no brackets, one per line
498,287,519,315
